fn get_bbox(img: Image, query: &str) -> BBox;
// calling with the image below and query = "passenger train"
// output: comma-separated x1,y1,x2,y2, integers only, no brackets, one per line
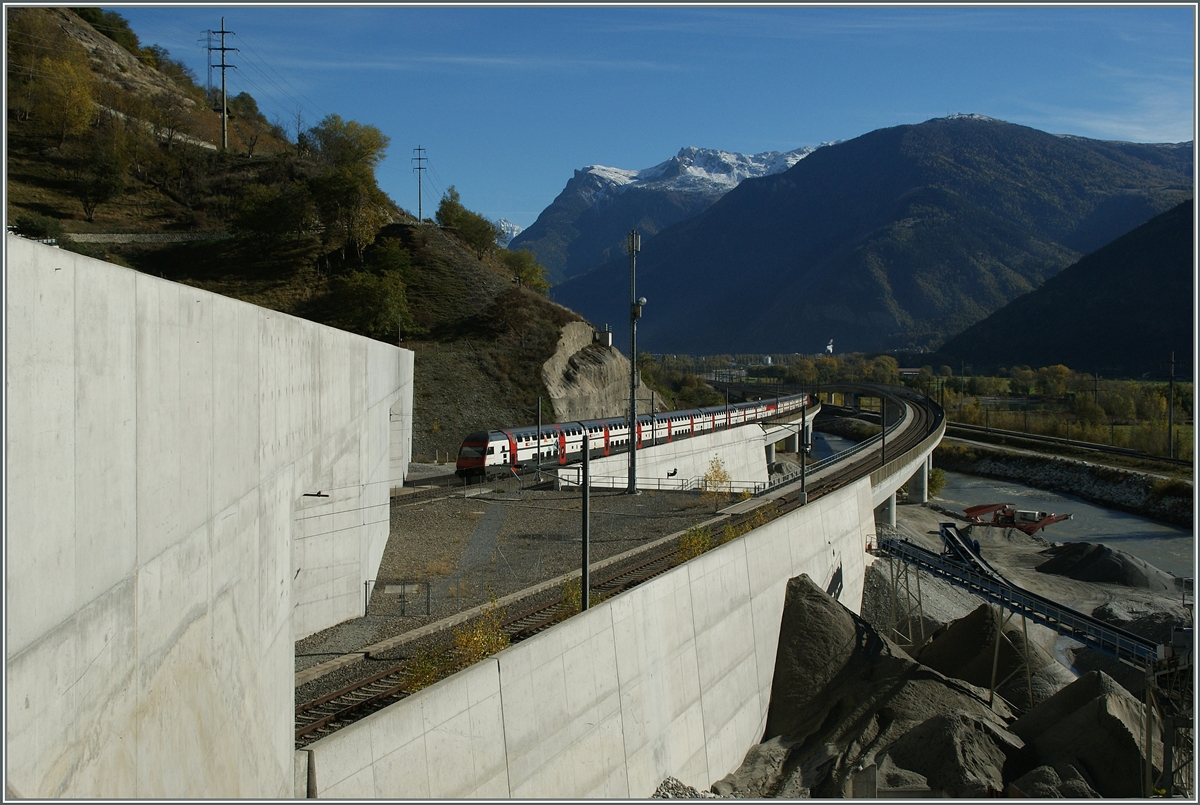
455,391,811,478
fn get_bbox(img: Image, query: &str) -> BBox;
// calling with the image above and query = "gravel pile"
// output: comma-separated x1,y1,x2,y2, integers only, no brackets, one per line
711,574,1164,798
651,777,718,798
1036,541,1179,591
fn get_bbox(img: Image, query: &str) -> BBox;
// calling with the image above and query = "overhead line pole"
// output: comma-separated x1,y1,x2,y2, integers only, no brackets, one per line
412,145,427,222
207,17,237,151
626,229,642,495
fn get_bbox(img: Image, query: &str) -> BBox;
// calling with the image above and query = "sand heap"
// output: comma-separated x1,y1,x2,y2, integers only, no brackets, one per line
705,574,1161,799
1036,541,1178,592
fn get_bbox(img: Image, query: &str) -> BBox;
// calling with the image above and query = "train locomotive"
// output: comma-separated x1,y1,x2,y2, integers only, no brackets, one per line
455,391,811,478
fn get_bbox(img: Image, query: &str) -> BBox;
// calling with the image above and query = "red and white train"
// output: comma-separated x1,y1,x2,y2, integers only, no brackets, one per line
455,391,811,478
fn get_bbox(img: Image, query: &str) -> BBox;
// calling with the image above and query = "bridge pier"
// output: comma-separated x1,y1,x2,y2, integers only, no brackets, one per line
784,432,800,453
875,492,896,527
908,455,930,503
765,442,776,464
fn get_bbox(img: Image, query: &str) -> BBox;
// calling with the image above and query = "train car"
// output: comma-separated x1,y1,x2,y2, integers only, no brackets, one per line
455,391,811,478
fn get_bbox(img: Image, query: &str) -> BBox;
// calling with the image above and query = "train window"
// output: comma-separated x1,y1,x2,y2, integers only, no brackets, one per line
487,447,495,455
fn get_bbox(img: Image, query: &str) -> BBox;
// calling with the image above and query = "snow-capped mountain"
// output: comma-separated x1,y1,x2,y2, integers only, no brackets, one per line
495,218,523,246
510,144,824,284
583,145,818,200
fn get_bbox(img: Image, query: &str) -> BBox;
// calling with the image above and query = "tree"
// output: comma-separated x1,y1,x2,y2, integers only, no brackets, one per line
328,268,421,341
312,167,390,262
68,116,129,221
31,55,95,146
308,113,389,173
436,186,503,259
1037,364,1072,397
702,455,732,512
232,181,317,243
499,248,550,295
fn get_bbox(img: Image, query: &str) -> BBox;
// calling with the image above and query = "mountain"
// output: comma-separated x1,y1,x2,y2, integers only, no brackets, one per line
510,145,820,284
553,115,1192,355
932,199,1194,377
495,218,523,246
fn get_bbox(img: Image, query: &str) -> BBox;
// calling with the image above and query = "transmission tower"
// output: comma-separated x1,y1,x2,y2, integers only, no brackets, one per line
198,29,214,98
205,18,238,150
412,146,427,223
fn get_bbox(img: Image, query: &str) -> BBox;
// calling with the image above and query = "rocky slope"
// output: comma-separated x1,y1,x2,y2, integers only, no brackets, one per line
540,321,654,423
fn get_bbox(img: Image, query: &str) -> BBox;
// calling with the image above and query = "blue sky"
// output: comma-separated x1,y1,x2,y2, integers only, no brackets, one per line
117,4,1196,230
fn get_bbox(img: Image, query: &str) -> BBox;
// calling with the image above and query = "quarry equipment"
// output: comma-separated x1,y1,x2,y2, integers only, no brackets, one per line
963,502,1072,535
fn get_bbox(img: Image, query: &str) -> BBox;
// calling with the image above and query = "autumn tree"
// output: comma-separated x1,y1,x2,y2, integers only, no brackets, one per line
701,455,732,512
29,53,96,146
499,248,550,295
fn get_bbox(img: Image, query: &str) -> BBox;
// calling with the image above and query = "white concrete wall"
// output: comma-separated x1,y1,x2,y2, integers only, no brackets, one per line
557,423,769,491
303,476,875,798
4,237,413,798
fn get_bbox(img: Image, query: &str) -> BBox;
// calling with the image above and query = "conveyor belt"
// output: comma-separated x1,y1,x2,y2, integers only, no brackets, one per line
879,532,1160,669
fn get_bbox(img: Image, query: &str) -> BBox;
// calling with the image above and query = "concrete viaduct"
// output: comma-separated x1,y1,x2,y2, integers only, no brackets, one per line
4,236,942,798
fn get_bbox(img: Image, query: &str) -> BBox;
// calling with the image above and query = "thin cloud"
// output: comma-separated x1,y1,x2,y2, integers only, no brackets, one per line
284,53,679,73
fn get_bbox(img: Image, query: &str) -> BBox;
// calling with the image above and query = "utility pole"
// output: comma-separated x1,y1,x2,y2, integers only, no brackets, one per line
206,18,237,151
626,229,643,495
412,146,427,222
1166,351,1177,459
581,434,590,611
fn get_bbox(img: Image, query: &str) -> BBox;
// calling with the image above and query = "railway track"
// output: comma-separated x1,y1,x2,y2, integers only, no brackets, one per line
298,385,941,748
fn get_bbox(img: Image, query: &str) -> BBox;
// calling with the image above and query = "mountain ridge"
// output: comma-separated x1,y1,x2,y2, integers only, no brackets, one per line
931,198,1194,376
552,116,1192,355
510,144,823,283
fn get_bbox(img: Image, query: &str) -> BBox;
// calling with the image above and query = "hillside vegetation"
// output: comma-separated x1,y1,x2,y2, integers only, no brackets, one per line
7,7,576,456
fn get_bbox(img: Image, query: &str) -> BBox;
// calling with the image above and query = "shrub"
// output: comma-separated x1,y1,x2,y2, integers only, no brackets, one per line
678,525,712,562
12,213,64,240
1150,477,1192,501
927,467,946,496
452,600,509,667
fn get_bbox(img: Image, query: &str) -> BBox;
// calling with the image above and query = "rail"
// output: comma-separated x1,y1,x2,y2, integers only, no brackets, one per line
946,421,1193,467
878,534,1160,669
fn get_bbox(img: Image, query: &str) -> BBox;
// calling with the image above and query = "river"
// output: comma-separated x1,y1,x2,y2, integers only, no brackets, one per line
811,432,1195,579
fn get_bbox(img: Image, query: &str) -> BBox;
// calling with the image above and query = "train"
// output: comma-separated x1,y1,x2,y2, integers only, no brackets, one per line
455,391,812,478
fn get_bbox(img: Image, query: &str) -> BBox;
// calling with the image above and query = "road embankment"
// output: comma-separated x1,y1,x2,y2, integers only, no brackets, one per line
934,441,1192,527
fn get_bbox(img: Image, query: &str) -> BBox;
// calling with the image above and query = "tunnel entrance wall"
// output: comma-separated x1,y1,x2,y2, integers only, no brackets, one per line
4,237,413,797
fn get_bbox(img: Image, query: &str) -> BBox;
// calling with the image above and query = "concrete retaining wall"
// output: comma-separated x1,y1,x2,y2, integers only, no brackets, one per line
555,423,769,491
303,476,875,797
4,237,413,797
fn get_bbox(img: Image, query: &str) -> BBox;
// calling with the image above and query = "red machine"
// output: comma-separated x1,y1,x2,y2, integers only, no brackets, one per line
962,503,1072,535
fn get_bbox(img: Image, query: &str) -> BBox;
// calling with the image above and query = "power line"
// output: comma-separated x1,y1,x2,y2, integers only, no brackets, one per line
230,31,328,121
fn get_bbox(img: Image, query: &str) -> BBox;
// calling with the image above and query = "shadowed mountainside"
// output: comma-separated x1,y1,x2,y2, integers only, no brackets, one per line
553,116,1191,355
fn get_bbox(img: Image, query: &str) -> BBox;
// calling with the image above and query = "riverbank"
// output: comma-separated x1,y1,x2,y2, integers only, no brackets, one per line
932,440,1192,527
